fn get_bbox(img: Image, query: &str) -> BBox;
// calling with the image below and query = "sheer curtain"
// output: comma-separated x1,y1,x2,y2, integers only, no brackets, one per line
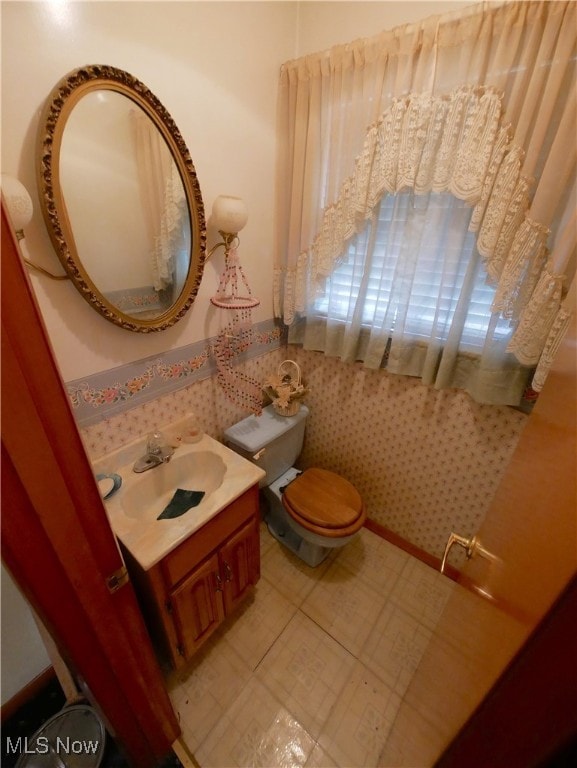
274,0,576,405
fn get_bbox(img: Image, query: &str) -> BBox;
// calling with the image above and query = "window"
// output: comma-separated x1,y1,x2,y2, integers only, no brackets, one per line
313,191,512,353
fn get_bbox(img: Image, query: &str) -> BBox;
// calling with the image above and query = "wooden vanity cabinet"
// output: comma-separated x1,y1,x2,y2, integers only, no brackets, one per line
121,484,260,668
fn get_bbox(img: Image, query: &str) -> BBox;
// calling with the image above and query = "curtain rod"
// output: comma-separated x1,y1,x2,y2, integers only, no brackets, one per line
283,1,524,69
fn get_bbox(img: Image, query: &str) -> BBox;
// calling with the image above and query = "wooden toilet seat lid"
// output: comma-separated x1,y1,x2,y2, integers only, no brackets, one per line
283,468,363,529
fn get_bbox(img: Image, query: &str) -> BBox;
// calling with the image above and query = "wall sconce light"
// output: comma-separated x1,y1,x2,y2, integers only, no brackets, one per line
1,174,33,240
1,174,67,280
207,194,262,414
207,195,249,260
208,194,259,310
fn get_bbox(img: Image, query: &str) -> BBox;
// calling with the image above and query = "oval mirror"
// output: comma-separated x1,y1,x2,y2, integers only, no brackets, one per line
36,65,206,332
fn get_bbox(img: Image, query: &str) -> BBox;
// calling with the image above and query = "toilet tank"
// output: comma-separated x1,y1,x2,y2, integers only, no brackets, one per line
224,404,308,487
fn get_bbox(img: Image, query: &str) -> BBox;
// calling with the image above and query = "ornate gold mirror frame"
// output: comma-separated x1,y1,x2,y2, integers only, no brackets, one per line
37,65,206,332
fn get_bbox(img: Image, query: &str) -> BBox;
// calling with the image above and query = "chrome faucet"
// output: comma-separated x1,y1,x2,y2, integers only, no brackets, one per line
133,431,174,473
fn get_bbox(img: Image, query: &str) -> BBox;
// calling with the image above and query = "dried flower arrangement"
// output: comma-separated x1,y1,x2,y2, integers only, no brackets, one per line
262,360,307,416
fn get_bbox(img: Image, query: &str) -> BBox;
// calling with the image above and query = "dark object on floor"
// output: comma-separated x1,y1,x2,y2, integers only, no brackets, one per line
2,676,66,767
12,703,106,766
2,676,182,767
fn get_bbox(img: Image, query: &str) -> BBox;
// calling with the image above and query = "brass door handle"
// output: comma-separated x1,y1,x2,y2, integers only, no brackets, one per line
441,532,498,574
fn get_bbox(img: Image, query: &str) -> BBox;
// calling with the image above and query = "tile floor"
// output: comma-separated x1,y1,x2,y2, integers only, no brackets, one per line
166,524,455,768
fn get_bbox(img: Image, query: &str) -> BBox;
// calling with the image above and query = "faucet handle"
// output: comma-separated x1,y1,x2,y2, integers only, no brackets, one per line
146,430,166,455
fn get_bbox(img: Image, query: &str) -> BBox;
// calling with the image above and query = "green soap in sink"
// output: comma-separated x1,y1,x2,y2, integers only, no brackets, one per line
157,488,205,520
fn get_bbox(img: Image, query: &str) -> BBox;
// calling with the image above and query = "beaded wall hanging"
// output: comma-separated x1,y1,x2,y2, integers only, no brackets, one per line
211,247,262,414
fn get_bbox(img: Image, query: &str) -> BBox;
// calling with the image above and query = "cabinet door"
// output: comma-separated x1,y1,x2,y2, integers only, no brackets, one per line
221,518,260,615
170,553,225,660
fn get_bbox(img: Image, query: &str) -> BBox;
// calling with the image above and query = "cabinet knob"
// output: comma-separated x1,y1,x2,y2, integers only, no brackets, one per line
215,572,223,592
224,562,233,582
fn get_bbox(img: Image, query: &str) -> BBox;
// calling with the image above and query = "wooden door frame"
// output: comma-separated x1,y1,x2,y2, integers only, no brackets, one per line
437,312,577,766
437,574,577,767
1,202,180,766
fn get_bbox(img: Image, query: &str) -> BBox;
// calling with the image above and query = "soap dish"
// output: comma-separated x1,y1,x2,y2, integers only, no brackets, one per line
96,473,122,500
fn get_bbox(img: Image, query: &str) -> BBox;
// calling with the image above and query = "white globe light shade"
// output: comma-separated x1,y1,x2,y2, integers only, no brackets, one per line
211,195,248,234
1,174,33,235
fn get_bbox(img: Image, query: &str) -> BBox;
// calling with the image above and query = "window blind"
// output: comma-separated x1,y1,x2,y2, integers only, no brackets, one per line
314,191,512,353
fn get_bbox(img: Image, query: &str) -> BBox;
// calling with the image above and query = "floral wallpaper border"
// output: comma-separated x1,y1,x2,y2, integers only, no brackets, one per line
67,319,286,427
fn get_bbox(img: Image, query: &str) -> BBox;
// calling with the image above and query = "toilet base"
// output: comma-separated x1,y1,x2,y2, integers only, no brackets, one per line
266,517,331,568
262,468,357,568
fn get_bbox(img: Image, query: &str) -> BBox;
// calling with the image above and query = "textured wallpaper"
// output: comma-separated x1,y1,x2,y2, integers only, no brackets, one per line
80,347,290,460
81,345,527,560
291,348,527,559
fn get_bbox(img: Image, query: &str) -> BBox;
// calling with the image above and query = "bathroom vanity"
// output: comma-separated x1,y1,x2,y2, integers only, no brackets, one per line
121,485,260,667
95,429,265,667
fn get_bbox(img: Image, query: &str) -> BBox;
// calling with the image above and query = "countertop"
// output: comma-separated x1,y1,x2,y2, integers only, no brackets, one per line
94,433,265,571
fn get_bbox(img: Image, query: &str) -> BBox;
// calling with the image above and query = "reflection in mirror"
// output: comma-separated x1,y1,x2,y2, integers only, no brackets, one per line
37,65,206,332
60,91,191,319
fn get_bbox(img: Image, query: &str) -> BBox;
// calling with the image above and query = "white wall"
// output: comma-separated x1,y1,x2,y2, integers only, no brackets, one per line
1,564,51,705
295,1,472,56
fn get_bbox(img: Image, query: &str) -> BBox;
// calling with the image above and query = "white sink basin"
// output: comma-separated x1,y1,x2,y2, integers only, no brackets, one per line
122,450,226,522
93,433,265,571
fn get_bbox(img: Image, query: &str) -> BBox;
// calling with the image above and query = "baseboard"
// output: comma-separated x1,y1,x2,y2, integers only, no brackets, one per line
364,519,461,583
1,666,56,724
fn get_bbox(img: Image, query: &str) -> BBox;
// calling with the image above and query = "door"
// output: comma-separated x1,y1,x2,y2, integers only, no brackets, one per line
221,517,260,614
171,553,225,659
1,201,180,765
379,311,577,767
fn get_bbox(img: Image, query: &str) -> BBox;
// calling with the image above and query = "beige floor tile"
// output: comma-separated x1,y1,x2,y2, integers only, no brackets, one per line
360,602,432,696
177,723,203,766
195,677,315,768
333,528,409,593
219,576,297,670
169,688,205,764
318,661,402,768
305,743,342,768
168,534,447,767
389,557,455,630
256,611,356,738
300,561,386,655
169,635,252,753
377,699,441,767
259,520,276,558
261,538,333,607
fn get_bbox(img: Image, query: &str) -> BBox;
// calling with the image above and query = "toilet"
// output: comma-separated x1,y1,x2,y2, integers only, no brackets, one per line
224,404,365,566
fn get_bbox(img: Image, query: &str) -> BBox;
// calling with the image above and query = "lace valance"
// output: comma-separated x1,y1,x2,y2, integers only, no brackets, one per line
276,85,562,330
294,87,504,313
275,85,570,386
